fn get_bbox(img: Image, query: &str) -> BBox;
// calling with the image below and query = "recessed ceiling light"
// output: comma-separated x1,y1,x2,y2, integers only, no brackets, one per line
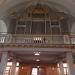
36,59,40,61
22,67,24,69
8,57,11,61
8,58,10,60
37,66,40,68
35,53,40,55
34,52,40,56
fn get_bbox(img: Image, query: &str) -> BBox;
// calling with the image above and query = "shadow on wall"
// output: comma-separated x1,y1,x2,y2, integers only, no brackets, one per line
71,22,75,44
71,22,75,35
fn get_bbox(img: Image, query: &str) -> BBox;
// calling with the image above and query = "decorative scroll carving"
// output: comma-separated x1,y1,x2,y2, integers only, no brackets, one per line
32,7,48,14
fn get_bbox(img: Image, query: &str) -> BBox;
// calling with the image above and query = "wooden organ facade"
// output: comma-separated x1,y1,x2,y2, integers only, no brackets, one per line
10,5,69,35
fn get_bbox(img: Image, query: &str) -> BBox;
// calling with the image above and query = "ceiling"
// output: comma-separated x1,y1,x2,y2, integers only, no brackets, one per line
0,0,75,34
0,0,75,18
10,51,66,64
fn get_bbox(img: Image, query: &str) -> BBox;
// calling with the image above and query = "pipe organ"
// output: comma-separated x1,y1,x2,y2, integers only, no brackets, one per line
10,4,69,34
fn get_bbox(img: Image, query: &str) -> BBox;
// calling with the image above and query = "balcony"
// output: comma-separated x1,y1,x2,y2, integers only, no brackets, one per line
0,33,75,48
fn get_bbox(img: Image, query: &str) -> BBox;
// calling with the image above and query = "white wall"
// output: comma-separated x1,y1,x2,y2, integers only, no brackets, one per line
0,20,7,33
0,20,7,43
71,22,75,44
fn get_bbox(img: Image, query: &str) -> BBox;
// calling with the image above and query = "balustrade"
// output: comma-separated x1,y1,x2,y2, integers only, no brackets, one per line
0,33,73,45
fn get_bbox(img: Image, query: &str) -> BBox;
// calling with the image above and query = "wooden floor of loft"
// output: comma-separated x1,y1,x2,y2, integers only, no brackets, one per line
0,43,75,48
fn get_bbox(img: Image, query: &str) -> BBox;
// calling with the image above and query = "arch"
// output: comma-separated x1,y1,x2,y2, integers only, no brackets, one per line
70,23,75,44
0,20,7,33
0,20,7,43
8,0,70,15
71,23,75,35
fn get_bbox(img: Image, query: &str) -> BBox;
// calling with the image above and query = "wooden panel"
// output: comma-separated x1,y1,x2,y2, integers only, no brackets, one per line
18,65,59,75
39,67,46,75
19,66,32,75
32,7,48,14
46,66,59,75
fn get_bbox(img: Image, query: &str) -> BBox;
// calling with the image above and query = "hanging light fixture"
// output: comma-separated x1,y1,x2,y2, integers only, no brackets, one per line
34,52,40,56
36,59,40,61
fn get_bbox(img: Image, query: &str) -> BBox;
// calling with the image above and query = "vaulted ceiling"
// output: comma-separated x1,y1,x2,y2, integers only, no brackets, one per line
0,0,75,18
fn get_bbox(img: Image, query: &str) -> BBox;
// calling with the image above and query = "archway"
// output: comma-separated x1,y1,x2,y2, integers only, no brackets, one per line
0,20,7,43
0,20,7,33
70,22,75,44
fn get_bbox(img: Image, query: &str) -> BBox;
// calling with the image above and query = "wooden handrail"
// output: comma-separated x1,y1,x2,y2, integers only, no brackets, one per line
0,33,75,47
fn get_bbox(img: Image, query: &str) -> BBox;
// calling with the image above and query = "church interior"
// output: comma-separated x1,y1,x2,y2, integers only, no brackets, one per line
0,0,75,75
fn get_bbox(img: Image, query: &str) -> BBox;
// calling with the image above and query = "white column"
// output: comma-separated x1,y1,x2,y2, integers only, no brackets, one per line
0,52,8,75
10,59,16,75
59,61,64,75
66,52,75,75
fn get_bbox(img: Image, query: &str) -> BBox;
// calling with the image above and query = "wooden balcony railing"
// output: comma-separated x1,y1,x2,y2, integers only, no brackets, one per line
0,33,75,48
